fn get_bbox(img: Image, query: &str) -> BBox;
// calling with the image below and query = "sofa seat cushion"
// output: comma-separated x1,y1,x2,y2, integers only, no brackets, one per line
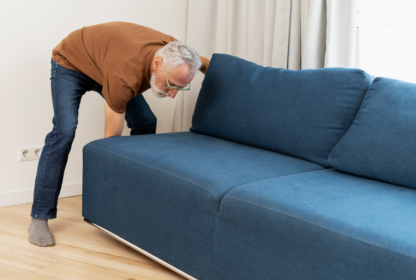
82,131,324,278
191,53,374,167
215,169,416,280
329,77,416,190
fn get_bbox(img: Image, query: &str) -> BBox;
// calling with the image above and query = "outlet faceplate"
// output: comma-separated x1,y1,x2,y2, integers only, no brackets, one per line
18,145,43,162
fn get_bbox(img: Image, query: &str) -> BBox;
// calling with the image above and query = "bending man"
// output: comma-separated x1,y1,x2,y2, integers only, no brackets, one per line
28,21,210,247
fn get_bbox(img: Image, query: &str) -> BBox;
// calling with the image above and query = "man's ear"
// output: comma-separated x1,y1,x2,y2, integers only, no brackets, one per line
152,56,163,72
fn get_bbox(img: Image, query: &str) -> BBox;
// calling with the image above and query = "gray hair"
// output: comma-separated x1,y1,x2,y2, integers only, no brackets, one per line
155,41,201,77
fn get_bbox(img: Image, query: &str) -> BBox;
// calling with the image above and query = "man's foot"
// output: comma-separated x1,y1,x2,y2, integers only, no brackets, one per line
28,217,55,247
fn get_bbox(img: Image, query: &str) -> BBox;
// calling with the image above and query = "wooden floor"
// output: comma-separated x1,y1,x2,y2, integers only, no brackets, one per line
0,195,187,280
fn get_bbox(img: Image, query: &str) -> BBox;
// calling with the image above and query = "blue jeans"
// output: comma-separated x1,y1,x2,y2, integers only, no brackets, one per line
31,58,157,220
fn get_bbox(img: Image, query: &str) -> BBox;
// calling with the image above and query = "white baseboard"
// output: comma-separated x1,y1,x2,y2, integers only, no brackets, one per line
0,182,82,208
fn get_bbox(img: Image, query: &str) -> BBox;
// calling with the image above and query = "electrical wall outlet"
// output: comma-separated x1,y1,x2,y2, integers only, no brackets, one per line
18,145,43,162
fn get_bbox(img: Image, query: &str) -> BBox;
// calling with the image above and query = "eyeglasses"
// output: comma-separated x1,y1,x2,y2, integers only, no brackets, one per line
162,63,191,91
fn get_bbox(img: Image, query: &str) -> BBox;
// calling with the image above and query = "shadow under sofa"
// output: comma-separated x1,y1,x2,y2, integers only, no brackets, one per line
82,54,416,280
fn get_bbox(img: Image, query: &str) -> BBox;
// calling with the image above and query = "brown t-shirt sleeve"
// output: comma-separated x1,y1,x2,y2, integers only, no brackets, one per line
102,72,135,114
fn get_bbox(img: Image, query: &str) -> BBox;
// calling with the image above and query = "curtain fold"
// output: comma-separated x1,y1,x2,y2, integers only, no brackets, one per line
172,0,358,132
325,0,358,67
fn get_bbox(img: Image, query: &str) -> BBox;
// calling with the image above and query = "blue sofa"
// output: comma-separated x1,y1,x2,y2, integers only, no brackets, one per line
82,54,416,280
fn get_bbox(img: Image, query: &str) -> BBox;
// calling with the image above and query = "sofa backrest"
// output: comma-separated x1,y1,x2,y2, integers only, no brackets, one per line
190,53,374,167
329,77,416,190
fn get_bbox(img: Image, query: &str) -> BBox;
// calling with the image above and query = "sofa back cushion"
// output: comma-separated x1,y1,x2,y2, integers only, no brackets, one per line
190,53,373,166
329,77,416,190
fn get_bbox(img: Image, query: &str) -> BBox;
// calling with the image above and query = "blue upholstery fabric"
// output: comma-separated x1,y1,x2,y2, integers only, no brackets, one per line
329,77,416,190
215,169,416,280
81,56,416,279
82,132,324,279
190,53,374,166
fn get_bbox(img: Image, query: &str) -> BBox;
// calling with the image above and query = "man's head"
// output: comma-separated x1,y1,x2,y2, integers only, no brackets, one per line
150,41,201,98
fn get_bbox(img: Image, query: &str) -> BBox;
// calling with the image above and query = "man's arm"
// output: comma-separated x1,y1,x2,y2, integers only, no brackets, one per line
104,100,125,138
199,56,210,74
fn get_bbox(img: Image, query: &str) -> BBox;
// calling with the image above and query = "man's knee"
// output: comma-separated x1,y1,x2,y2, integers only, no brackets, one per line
58,128,77,144
47,124,77,143
140,115,157,135
147,114,157,128
129,115,156,135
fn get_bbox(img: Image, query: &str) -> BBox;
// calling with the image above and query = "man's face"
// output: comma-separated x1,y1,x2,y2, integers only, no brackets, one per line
150,62,194,98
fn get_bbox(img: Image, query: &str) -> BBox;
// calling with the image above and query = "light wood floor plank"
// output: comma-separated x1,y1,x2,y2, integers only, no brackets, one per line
0,196,187,280
0,241,64,262
35,258,149,280
0,262,63,280
0,248,53,272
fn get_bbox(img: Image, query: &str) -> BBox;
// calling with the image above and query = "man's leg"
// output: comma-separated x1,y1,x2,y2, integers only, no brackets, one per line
29,58,98,247
96,90,157,135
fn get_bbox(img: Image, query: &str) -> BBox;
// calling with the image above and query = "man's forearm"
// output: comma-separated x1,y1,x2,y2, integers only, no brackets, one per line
104,101,125,138
104,121,124,138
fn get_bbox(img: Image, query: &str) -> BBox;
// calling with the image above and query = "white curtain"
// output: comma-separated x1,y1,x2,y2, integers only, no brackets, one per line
358,0,416,83
172,0,358,132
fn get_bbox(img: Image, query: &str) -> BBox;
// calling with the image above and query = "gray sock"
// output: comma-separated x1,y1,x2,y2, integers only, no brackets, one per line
28,217,55,247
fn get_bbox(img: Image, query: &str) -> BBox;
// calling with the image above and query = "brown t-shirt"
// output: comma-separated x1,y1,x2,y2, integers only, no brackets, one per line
52,21,178,114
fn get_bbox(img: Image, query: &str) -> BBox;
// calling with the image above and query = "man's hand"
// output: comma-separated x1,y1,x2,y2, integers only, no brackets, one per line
199,56,210,74
104,101,125,138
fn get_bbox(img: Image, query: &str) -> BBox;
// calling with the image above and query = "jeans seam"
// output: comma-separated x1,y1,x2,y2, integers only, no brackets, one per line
35,73,58,217
53,61,57,77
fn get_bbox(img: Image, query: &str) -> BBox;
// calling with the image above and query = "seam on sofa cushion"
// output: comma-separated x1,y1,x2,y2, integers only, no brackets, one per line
220,197,416,261
84,145,326,213
343,70,367,132
328,73,374,165
216,169,328,212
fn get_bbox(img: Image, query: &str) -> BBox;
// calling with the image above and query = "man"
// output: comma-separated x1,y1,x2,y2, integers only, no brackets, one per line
28,21,210,247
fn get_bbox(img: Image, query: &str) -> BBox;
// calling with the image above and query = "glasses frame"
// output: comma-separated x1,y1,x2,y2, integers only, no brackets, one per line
162,63,191,91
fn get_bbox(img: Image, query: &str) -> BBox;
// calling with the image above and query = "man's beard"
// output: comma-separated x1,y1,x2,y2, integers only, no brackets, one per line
150,71,169,98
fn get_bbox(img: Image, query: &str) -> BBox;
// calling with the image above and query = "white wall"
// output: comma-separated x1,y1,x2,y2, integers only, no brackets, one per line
0,0,188,207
